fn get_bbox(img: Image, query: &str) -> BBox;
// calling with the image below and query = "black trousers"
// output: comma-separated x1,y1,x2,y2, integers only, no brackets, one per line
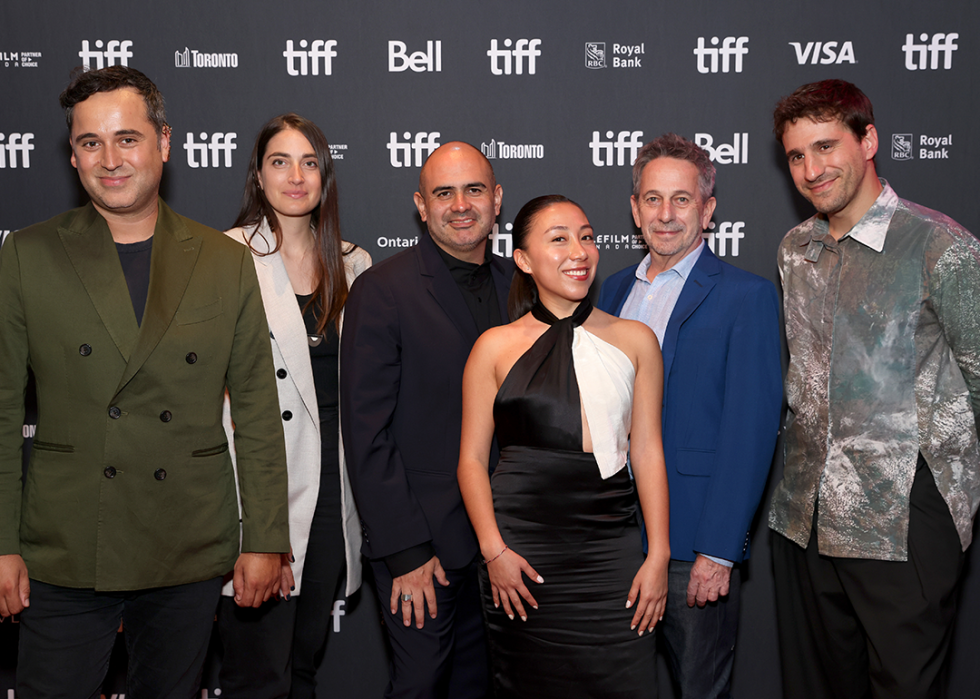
773,456,965,699
16,576,221,699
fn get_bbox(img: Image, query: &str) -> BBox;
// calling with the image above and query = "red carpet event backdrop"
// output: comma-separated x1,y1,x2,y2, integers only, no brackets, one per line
1,1,978,696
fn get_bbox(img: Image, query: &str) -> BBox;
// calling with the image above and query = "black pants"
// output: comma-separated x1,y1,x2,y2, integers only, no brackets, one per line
773,456,965,699
16,576,221,699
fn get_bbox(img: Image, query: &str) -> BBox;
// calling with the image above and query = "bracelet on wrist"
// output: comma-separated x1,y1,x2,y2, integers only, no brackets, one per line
483,545,508,565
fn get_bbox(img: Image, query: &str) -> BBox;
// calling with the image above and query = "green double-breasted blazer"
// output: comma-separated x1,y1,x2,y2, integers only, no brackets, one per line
0,200,289,591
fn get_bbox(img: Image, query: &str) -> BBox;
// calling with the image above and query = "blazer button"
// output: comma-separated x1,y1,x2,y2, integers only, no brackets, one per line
154,468,167,480
79,344,92,356
282,410,293,421
185,352,198,364
104,466,116,479
160,410,172,423
277,368,287,379
108,406,121,419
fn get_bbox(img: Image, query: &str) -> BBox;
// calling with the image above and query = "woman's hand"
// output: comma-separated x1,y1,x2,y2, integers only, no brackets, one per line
486,548,544,622
277,551,295,601
626,555,668,635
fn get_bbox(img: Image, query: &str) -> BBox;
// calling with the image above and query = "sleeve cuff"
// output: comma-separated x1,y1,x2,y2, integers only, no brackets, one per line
384,542,436,578
698,553,734,568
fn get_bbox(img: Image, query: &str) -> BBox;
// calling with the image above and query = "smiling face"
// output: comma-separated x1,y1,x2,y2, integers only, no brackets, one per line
413,142,502,263
69,87,170,220
630,157,715,275
781,117,879,232
514,202,597,313
257,128,322,222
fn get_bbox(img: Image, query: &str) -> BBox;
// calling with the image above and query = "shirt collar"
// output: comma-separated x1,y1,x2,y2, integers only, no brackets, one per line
802,179,899,254
634,240,705,283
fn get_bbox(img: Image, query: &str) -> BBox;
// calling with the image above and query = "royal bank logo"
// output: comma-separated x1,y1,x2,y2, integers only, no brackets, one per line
585,42,606,69
694,132,749,164
184,132,237,168
329,143,347,161
788,41,856,65
174,47,239,68
891,134,913,161
903,33,957,70
389,41,441,72
388,131,440,167
487,39,542,75
0,133,35,168
694,36,748,74
481,139,544,160
1,51,41,68
589,130,644,167
283,40,337,76
78,40,133,70
703,221,744,257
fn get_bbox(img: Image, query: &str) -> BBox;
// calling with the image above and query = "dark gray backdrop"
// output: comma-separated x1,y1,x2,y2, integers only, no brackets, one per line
1,1,977,696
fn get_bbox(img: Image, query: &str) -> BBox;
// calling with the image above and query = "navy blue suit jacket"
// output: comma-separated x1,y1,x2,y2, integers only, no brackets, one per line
597,247,782,563
341,232,513,572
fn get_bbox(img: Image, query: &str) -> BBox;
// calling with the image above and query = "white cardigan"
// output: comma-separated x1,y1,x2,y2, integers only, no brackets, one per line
221,219,370,596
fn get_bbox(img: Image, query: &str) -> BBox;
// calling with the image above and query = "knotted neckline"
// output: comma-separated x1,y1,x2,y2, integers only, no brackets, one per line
531,298,593,328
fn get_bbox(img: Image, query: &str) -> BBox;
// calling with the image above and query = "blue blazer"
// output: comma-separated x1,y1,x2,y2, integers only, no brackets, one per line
597,247,782,563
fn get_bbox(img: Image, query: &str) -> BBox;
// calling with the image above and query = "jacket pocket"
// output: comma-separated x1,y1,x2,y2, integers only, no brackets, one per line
176,298,223,325
31,439,74,454
675,448,715,476
192,442,229,457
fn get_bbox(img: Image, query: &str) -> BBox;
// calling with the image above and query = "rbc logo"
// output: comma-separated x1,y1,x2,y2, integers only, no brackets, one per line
891,134,913,161
788,41,856,65
585,42,606,69
184,132,237,168
902,33,957,70
388,132,440,168
589,131,643,167
694,37,748,74
703,222,745,257
0,133,34,168
389,41,442,72
487,39,542,75
283,40,337,76
78,40,133,70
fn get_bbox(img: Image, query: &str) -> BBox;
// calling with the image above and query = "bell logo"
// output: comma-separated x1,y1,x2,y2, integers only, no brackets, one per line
184,132,237,168
903,33,957,70
388,132,441,168
694,37,748,74
788,41,856,65
589,131,643,167
487,39,542,75
703,221,745,257
694,133,748,165
283,40,338,76
0,133,34,168
78,40,133,70
389,41,442,72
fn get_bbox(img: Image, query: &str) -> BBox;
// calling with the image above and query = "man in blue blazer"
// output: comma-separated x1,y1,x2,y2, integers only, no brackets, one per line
341,142,512,698
597,133,782,699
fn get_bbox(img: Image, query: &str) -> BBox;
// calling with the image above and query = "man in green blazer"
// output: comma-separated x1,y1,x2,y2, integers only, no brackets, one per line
0,66,289,698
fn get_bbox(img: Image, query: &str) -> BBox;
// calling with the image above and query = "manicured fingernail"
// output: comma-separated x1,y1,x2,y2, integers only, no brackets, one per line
638,629,644,637
536,576,544,583
507,614,514,620
532,605,538,610
290,586,295,591
625,600,632,609
494,602,499,608
631,624,637,630
285,594,290,601
520,615,527,622
289,554,295,562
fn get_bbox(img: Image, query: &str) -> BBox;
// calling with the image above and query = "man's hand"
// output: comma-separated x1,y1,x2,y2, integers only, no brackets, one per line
0,554,30,618
233,552,281,608
390,556,450,629
686,554,732,607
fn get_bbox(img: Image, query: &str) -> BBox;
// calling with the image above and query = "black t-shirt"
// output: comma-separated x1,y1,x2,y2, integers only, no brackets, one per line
116,237,153,326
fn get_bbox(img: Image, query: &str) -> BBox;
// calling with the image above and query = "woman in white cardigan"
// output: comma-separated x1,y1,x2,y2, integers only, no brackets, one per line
218,113,371,698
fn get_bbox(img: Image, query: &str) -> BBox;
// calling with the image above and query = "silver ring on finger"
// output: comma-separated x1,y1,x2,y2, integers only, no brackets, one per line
401,594,413,602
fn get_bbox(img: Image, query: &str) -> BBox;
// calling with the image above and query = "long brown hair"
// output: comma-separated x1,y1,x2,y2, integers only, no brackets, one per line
232,113,353,333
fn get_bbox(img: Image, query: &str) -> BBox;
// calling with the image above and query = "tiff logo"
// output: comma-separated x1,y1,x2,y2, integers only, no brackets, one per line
703,221,745,257
388,131,440,167
488,39,542,75
0,133,34,168
283,39,337,76
184,132,237,168
331,600,345,633
490,223,513,258
694,36,748,74
589,130,643,167
903,33,957,70
389,40,441,72
78,40,133,70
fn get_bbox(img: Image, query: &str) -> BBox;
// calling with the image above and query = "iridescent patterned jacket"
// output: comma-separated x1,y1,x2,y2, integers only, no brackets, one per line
769,182,980,561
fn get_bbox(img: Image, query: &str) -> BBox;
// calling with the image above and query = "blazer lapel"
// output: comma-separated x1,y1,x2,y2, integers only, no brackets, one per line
660,247,719,388
417,233,480,345
58,203,140,362
116,200,201,394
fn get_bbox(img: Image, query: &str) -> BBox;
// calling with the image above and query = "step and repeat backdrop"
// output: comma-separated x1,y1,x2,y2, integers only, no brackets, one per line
1,1,978,697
